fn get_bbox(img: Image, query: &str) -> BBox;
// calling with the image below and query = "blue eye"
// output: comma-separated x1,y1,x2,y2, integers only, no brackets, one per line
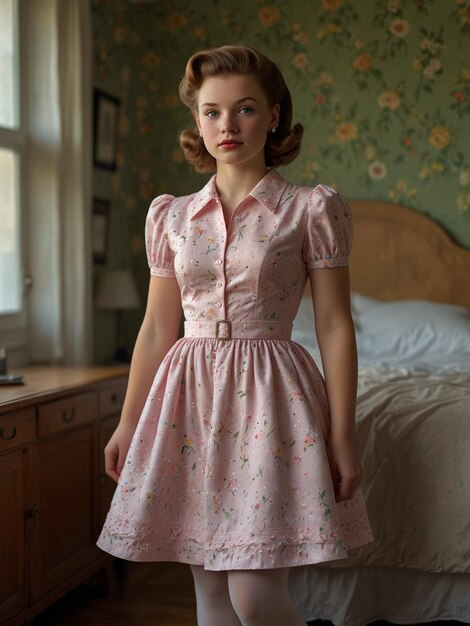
239,106,253,115
205,110,218,118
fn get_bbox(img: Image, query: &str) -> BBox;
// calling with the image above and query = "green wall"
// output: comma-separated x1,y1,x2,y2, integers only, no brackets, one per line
92,0,470,362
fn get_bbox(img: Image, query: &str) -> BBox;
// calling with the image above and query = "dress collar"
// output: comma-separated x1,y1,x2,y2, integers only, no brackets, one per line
189,169,289,219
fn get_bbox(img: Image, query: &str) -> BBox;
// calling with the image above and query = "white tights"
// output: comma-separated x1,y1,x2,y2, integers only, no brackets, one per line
190,565,306,626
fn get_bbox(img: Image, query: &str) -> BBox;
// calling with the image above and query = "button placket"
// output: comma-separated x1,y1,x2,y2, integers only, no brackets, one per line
215,198,246,320
213,203,227,319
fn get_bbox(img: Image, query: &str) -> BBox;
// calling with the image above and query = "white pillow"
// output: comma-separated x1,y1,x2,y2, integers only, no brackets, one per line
352,293,470,363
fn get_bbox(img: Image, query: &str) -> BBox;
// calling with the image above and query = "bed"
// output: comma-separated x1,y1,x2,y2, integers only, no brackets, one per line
288,200,470,625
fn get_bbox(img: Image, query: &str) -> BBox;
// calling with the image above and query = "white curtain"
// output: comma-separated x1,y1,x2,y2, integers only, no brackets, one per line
26,0,93,365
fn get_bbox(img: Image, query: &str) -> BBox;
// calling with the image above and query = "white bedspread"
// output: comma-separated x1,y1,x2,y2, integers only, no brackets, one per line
336,368,470,574
288,367,470,625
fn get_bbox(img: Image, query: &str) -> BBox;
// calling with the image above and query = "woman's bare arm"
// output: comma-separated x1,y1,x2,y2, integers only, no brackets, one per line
309,266,362,502
105,275,182,481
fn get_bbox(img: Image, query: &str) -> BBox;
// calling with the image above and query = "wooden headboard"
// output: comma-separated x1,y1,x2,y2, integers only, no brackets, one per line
348,200,470,309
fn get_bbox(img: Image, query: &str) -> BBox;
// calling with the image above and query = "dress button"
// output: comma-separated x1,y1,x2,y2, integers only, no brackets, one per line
216,282,223,287
215,259,222,266
216,301,222,308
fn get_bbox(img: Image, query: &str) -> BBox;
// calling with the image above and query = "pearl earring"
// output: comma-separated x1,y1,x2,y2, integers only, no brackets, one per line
271,126,277,134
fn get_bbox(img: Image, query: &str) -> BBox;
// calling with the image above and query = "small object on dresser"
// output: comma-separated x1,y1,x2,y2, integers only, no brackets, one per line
0,347,24,384
0,373,24,385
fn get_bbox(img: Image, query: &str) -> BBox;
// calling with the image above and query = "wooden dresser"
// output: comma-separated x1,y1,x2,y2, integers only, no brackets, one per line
0,366,129,626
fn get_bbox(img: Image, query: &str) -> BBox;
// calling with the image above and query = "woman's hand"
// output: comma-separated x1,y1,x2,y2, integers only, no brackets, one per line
104,423,136,483
328,436,363,502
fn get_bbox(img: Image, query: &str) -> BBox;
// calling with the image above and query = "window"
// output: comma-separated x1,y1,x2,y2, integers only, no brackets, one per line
0,0,19,128
0,0,27,341
0,149,21,314
0,1,92,366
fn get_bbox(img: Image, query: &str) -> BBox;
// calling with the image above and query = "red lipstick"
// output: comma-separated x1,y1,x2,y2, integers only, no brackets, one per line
218,139,242,149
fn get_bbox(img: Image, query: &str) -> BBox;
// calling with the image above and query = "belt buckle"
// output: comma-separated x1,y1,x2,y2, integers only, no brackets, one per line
215,320,232,341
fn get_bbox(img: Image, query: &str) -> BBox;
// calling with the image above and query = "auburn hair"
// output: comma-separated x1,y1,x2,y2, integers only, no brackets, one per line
178,45,303,173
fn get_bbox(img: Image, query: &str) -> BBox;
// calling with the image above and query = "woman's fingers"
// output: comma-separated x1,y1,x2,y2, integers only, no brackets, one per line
335,465,363,502
105,443,121,483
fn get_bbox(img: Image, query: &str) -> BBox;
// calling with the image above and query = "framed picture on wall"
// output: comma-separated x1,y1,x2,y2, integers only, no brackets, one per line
93,89,120,170
92,198,111,264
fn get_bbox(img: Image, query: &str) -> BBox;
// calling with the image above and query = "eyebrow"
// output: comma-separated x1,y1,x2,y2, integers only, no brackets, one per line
200,97,259,108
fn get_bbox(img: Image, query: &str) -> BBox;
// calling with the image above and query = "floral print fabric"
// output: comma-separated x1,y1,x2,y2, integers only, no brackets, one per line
97,169,373,570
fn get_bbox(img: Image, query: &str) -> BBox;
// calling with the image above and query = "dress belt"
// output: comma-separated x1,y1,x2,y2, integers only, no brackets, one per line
184,320,293,340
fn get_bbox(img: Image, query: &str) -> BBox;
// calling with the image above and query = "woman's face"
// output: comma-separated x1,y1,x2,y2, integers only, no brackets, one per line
194,73,280,171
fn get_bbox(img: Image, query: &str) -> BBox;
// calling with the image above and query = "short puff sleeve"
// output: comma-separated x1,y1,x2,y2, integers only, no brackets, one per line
302,184,352,270
145,194,176,277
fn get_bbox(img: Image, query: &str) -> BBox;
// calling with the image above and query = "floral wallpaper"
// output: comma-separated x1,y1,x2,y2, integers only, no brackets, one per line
92,0,470,361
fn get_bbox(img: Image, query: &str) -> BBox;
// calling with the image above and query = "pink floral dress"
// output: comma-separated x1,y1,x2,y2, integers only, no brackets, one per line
97,169,373,570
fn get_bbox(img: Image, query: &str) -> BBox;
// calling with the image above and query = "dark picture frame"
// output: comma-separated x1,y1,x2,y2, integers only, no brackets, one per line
93,89,120,170
92,198,111,264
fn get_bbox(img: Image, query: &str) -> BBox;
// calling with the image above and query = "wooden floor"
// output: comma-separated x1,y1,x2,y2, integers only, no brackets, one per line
32,562,198,626
30,561,465,626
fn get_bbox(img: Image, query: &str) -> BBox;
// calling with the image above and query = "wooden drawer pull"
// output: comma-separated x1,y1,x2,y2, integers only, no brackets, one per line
25,503,44,519
62,408,76,422
0,426,17,440
111,393,118,403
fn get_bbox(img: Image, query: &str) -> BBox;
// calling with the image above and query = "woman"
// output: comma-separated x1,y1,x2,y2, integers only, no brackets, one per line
98,45,372,626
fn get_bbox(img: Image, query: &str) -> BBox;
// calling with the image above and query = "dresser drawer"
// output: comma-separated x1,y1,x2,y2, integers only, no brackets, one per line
98,378,127,417
0,408,36,452
38,391,98,437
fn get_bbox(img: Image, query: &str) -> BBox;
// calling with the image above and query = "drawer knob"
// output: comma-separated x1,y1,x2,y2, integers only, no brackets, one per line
25,503,44,519
111,393,118,403
62,408,76,422
0,426,17,440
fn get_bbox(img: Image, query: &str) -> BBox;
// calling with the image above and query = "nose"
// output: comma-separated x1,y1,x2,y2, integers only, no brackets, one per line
220,113,238,134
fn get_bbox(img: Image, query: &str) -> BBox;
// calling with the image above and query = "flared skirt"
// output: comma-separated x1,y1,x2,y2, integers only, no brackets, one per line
97,337,373,570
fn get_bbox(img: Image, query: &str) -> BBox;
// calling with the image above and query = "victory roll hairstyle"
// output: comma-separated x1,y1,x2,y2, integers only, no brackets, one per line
178,45,304,173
